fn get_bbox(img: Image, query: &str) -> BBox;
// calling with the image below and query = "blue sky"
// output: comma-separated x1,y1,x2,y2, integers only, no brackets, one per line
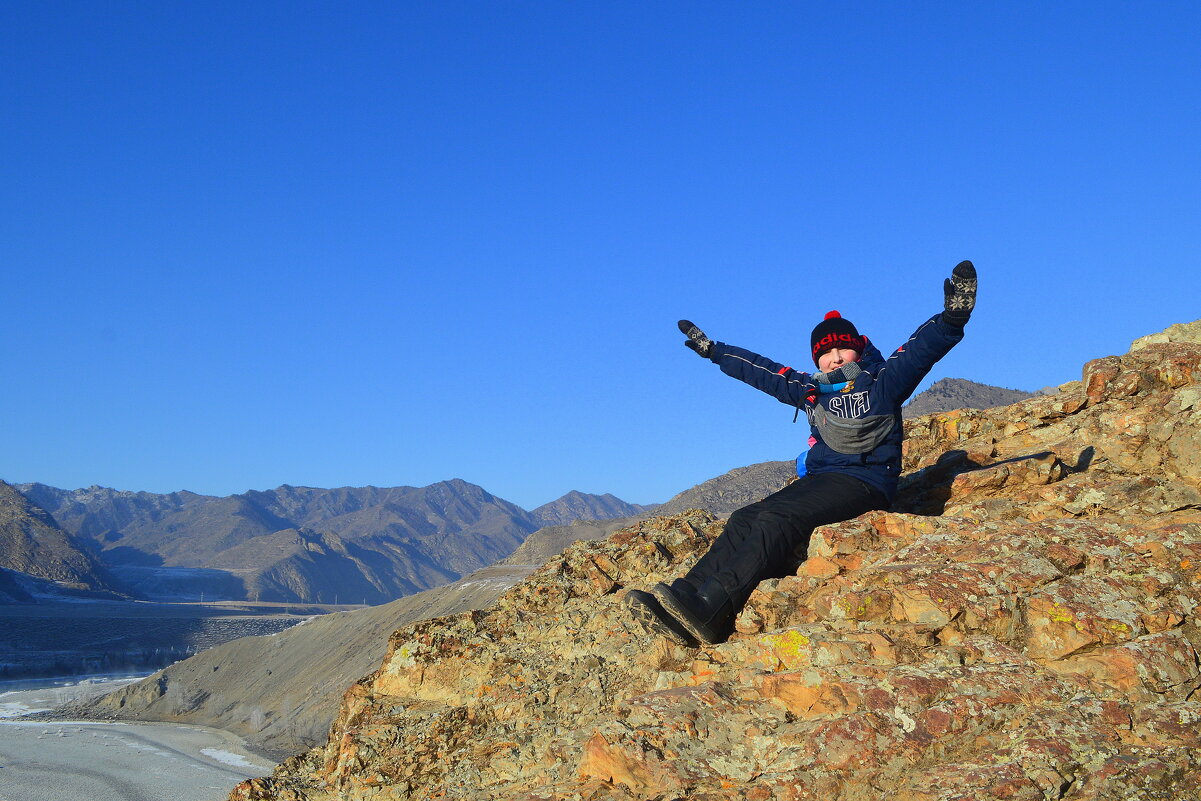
2,2,1198,509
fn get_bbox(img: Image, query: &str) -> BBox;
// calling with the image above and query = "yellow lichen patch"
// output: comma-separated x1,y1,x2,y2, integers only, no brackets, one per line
837,594,876,618
392,641,420,669
1047,604,1075,624
761,630,812,671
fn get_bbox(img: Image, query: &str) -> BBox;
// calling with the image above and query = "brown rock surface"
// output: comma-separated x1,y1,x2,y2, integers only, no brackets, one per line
231,322,1201,801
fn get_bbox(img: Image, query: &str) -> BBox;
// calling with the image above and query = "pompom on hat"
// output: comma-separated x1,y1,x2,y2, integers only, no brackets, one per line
809,310,866,365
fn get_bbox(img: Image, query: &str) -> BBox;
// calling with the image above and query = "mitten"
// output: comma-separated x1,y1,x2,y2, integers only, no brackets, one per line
678,319,713,358
942,260,977,327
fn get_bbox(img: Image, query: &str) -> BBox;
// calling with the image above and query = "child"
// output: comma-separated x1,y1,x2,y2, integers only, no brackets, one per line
629,261,977,646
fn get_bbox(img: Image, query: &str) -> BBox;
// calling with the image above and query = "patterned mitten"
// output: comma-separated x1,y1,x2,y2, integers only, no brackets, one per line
678,320,713,358
942,260,977,327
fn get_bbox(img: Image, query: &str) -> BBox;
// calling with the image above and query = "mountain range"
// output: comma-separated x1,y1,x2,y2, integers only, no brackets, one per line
12,481,650,604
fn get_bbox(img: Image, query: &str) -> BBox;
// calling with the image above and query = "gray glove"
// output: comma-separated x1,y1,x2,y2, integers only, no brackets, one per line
942,260,977,327
678,319,713,358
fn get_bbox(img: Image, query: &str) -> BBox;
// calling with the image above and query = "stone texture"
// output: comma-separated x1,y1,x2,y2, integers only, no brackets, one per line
232,320,1201,801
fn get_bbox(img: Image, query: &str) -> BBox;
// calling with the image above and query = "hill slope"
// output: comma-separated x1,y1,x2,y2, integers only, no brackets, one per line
901,376,1035,418
232,320,1201,800
530,490,652,527
0,480,116,600
72,565,529,757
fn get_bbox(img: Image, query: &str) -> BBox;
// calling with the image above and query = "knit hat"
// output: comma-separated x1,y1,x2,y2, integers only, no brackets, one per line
810,311,865,365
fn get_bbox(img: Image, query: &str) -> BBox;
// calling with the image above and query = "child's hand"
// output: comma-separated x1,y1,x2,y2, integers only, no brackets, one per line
942,260,977,326
678,320,713,358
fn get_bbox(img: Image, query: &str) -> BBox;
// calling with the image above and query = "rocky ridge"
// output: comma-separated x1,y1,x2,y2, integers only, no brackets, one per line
233,319,1201,801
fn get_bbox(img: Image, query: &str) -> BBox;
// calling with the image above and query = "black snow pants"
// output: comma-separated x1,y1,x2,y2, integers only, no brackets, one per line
684,471,889,608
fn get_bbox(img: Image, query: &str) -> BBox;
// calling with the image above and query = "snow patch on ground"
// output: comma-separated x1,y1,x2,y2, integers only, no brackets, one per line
271,614,317,633
0,699,47,718
201,747,259,768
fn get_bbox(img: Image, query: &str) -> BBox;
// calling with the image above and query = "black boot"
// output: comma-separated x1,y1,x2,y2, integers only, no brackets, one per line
626,589,698,647
651,577,735,645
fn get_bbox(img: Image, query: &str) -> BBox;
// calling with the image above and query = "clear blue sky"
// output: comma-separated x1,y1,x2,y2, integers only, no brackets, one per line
2,2,1198,509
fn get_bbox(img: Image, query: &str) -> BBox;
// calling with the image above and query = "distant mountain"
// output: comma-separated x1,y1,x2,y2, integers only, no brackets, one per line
901,377,1035,419
655,460,797,517
500,519,637,568
0,480,118,600
502,461,797,568
15,480,645,605
530,490,652,527
206,527,459,605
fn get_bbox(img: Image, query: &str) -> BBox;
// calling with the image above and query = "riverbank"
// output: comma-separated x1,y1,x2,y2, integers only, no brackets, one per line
0,677,275,801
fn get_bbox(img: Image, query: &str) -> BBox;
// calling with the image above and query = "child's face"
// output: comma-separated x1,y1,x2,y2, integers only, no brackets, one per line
817,348,861,373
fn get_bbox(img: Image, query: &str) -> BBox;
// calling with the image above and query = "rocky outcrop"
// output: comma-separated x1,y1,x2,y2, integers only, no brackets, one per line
233,322,1201,800
500,518,639,569
1130,319,1201,351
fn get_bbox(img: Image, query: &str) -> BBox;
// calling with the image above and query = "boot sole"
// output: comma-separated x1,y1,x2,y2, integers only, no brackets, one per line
651,583,721,645
626,590,697,647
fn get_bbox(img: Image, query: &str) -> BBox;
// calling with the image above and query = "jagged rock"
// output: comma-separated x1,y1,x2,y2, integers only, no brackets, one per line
1130,319,1201,351
231,320,1201,801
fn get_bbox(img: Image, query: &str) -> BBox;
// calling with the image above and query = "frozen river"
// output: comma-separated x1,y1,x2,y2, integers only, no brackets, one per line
0,679,275,801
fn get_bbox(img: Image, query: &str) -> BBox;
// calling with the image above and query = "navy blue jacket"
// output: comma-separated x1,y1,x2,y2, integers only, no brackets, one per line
708,313,964,502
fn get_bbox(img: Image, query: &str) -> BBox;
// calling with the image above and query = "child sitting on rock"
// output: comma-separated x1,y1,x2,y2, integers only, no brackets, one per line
628,261,977,646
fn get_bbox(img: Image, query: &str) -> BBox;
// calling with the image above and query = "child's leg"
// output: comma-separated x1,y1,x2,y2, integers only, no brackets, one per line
631,472,886,646
685,472,886,609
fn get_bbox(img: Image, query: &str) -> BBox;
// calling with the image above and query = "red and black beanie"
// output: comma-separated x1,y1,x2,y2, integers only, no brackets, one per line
810,310,865,365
